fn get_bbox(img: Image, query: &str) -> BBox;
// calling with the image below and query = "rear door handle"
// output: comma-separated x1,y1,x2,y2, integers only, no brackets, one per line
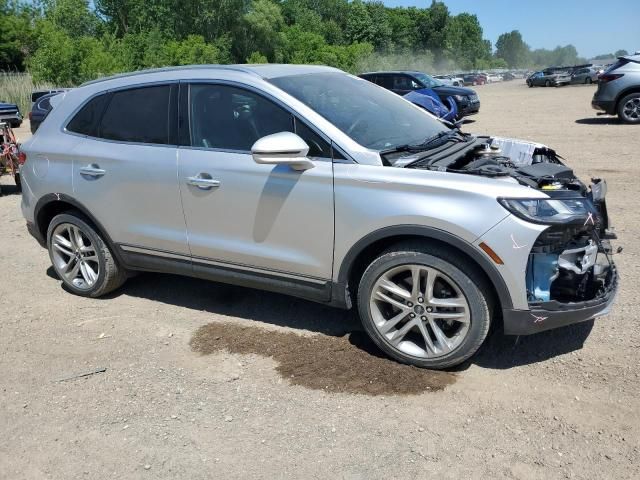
79,164,106,178
187,174,220,190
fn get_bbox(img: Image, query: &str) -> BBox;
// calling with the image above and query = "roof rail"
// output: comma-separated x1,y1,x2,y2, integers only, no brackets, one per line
80,64,260,87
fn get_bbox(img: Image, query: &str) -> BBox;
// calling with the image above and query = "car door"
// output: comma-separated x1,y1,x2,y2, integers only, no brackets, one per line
70,83,189,255
176,82,334,281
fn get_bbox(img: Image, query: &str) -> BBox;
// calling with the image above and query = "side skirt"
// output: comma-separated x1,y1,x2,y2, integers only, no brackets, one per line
117,245,336,306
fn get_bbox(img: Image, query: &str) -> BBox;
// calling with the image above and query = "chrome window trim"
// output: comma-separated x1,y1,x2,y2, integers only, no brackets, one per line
61,80,179,147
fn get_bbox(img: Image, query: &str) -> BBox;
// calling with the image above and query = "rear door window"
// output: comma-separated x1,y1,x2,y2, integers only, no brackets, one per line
99,85,172,144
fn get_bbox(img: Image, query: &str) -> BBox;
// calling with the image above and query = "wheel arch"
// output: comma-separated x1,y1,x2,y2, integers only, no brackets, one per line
615,86,640,110
335,225,513,312
33,194,123,263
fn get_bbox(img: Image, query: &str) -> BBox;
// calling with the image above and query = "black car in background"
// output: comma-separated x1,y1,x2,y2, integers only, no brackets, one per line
359,71,480,117
29,92,59,133
0,101,22,127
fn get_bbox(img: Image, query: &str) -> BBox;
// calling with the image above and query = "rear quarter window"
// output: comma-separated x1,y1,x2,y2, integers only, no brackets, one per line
66,94,109,137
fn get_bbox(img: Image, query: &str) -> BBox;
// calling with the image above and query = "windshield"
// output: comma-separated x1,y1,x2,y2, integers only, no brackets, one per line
270,73,448,150
413,73,444,88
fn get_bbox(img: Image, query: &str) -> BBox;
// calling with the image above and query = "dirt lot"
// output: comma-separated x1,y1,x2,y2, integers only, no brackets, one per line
1,81,639,479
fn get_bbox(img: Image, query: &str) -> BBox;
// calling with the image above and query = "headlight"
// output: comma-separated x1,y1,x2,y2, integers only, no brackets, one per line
453,95,466,101
498,197,594,225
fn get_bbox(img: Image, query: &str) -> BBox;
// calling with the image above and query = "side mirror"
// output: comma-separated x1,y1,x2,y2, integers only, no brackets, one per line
251,132,314,171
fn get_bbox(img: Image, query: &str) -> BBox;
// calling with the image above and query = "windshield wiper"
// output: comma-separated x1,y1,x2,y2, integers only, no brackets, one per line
381,129,465,156
380,128,470,156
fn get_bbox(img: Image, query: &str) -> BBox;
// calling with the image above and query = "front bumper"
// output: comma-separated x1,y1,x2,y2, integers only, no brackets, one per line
459,100,480,116
503,266,618,335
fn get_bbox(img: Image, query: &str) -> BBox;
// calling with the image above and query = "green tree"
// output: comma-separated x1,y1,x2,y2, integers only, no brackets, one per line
614,49,628,57
444,13,490,70
416,0,449,62
0,0,37,70
242,0,285,61
495,30,529,68
345,0,375,45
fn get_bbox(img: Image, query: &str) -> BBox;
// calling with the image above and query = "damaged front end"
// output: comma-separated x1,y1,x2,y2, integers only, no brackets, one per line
398,134,619,334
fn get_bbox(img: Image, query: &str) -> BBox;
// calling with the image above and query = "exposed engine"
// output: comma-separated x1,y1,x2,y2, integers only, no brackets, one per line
404,135,618,306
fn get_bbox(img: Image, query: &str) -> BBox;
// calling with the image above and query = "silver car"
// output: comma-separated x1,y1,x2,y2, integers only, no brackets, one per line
20,65,618,369
592,54,640,123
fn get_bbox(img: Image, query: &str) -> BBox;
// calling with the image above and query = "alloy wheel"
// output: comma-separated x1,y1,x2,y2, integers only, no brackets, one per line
623,97,640,120
369,264,470,359
51,223,100,290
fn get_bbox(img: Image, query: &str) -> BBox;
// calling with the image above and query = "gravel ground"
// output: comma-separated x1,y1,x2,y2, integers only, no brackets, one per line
1,80,639,479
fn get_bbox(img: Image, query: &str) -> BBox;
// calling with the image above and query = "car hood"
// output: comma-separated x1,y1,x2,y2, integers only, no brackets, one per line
432,85,476,96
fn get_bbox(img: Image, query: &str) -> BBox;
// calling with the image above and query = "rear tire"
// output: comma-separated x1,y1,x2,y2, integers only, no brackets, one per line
47,212,127,297
617,93,640,124
14,173,21,192
357,243,492,369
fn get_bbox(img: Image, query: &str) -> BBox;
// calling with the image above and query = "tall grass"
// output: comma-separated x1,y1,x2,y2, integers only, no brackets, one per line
0,72,56,115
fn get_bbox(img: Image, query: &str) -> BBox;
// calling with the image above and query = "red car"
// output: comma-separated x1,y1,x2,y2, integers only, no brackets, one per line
463,74,486,86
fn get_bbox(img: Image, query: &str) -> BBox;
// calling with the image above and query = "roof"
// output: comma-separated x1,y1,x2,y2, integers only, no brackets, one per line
622,54,640,63
80,64,340,87
360,71,425,76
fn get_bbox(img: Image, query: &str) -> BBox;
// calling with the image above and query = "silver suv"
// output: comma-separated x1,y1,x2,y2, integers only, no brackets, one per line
20,65,618,369
592,54,640,123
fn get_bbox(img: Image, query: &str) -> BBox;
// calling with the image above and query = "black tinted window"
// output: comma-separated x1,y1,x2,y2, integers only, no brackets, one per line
294,118,331,159
66,94,109,136
189,84,293,151
100,85,171,144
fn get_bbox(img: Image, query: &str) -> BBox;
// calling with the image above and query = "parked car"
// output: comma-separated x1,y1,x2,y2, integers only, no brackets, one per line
29,92,60,133
20,65,618,369
571,67,599,84
592,54,640,123
31,89,67,107
434,75,464,87
462,73,485,86
527,70,570,87
0,100,22,127
359,71,480,117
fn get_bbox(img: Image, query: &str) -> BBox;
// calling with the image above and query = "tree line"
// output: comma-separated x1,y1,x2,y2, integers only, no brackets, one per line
1,0,589,86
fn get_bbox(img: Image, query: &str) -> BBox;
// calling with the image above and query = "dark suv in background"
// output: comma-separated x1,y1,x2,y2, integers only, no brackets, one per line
592,54,640,124
359,71,480,118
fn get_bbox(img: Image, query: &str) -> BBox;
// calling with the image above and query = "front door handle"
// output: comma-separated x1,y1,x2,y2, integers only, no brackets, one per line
79,164,106,178
187,174,220,190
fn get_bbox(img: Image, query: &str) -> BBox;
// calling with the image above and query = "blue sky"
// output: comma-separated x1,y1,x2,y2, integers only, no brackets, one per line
381,0,639,58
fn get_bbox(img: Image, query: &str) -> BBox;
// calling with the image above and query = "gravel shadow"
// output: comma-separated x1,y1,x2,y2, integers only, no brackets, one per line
575,117,621,125
0,183,21,196
117,274,594,379
468,320,594,370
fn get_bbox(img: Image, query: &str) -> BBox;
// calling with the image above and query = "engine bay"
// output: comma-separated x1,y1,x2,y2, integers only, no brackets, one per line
396,134,618,307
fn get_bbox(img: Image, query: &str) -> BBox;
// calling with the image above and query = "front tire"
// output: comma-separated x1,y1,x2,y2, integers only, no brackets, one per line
47,212,127,297
357,243,492,369
617,93,640,124
545,80,551,87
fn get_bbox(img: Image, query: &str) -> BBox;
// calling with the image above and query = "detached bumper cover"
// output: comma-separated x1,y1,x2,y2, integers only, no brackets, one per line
502,267,618,335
